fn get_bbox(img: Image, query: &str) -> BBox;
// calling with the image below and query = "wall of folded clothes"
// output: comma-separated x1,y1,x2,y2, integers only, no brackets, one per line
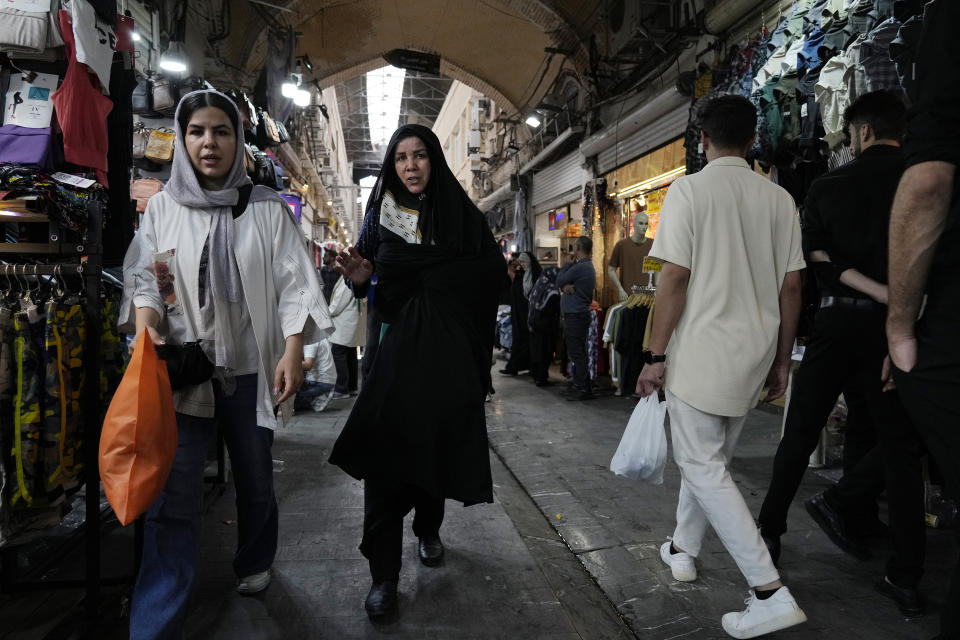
684,0,923,200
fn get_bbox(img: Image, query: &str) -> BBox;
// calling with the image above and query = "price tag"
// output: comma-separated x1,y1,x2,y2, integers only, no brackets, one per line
642,257,662,273
51,172,96,189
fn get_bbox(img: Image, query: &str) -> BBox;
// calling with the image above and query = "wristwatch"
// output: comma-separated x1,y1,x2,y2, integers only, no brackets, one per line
642,350,666,365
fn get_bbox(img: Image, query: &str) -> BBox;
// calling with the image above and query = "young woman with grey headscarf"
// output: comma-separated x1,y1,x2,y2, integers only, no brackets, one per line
119,90,332,639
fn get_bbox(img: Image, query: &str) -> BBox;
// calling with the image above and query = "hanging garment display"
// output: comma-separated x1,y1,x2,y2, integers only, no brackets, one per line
51,9,113,186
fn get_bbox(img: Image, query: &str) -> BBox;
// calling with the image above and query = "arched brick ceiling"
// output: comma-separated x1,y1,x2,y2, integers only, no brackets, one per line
227,0,602,116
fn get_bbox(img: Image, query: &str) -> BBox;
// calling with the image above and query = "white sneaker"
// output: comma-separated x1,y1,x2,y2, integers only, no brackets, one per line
237,569,271,595
721,586,807,638
312,390,333,413
660,540,697,582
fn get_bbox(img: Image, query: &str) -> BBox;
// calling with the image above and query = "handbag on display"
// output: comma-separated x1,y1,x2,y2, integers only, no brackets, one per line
132,123,149,159
132,76,154,114
151,77,178,114
144,127,176,163
252,151,278,189
257,109,281,146
244,144,256,175
275,120,290,144
131,177,164,213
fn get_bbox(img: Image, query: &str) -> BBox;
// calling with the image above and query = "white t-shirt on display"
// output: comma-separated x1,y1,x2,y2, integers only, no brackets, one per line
649,156,805,417
303,340,336,385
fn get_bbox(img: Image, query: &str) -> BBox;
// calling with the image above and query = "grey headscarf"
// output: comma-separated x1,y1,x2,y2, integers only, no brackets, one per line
164,89,286,369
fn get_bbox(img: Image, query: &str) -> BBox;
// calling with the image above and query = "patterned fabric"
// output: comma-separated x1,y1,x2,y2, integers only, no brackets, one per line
848,0,877,34
43,300,85,494
859,17,902,93
100,291,124,410
587,309,598,381
11,308,44,508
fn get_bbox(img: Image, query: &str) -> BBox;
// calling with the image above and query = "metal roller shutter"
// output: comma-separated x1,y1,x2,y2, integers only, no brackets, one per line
597,106,689,175
531,150,585,212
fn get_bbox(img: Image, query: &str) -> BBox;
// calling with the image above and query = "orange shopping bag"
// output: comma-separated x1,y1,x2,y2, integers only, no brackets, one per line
98,331,177,526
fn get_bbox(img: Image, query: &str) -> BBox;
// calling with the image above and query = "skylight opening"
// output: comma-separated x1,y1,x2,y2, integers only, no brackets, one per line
366,65,406,151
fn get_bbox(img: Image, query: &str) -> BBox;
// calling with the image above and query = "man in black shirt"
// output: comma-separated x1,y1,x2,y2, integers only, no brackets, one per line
887,1,960,636
760,91,926,615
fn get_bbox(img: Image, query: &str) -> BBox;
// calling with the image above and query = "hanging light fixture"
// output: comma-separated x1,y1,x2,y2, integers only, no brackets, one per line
525,114,541,128
159,41,188,73
281,74,299,98
293,88,311,107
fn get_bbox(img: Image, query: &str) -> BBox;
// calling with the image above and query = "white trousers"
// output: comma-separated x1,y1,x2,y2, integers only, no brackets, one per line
667,390,780,587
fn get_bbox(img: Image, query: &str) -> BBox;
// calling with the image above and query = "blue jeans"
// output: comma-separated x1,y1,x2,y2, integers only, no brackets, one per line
293,380,334,409
130,375,277,640
563,311,591,389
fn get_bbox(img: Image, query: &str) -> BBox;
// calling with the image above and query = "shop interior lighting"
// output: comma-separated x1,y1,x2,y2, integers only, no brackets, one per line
525,114,541,128
293,89,311,107
131,31,141,41
612,166,688,198
159,41,188,73
326,200,333,206
505,141,520,156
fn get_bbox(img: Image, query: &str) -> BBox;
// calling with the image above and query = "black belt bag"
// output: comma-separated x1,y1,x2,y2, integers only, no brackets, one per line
155,342,215,390
819,296,878,311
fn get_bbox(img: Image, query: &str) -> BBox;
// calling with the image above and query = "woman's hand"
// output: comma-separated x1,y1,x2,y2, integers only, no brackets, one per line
273,334,305,405
335,247,373,286
128,325,164,354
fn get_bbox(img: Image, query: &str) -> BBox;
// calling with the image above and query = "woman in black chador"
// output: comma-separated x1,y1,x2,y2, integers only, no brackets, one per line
330,124,503,620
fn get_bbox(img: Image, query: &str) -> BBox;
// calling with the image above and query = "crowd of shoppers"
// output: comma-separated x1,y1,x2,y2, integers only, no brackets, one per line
118,14,960,631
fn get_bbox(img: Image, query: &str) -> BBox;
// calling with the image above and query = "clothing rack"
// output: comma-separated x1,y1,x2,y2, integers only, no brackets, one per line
0,201,112,635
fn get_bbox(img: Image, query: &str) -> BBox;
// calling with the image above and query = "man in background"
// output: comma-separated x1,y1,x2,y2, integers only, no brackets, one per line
557,236,596,401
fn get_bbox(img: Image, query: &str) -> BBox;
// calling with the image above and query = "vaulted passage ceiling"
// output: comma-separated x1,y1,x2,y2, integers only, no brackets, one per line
228,0,604,117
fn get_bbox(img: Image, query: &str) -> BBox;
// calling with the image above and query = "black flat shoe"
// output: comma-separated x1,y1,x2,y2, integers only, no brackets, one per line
418,534,444,567
365,581,398,619
804,492,870,560
875,576,925,617
498,368,518,375
535,380,554,387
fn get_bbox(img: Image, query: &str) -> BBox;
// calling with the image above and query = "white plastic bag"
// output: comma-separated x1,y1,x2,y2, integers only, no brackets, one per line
610,394,668,484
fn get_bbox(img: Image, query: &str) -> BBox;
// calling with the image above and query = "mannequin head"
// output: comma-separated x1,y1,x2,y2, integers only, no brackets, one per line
631,213,649,243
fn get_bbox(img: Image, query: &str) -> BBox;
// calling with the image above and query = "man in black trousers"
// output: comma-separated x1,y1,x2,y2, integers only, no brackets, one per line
759,91,927,616
887,1,960,636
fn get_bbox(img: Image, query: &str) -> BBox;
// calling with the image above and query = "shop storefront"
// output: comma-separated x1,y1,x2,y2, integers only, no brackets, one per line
530,150,587,266
593,138,686,307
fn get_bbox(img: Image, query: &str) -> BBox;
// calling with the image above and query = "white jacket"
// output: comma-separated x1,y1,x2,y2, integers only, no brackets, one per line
119,191,333,429
328,276,365,347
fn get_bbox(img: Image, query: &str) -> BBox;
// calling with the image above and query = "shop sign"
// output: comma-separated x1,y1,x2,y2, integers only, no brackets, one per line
548,207,566,230
281,194,302,223
642,257,662,273
383,49,441,75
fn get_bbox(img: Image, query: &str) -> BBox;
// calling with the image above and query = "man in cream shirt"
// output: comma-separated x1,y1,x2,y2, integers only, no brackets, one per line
636,95,807,639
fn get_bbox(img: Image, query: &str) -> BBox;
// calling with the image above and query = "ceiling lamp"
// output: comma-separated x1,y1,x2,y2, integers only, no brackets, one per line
131,31,141,42
294,89,311,107
505,142,520,156
525,114,541,128
159,41,187,73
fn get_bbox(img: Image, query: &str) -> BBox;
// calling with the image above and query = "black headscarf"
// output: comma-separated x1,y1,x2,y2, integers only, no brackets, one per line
365,123,486,255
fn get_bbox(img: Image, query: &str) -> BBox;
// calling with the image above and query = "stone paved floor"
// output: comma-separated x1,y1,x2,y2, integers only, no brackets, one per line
1,364,955,639
486,369,951,640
